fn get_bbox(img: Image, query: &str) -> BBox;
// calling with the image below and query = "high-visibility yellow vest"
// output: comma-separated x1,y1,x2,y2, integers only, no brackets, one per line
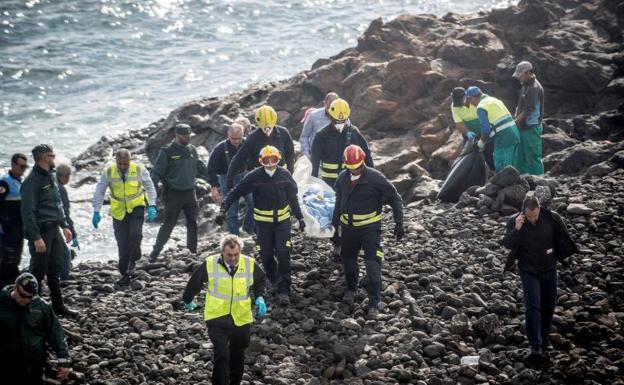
204,254,255,326
477,96,515,138
106,162,146,221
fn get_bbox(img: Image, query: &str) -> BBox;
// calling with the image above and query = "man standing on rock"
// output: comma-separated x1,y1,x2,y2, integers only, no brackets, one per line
149,124,209,261
21,144,77,317
92,149,158,285
225,105,295,192
207,123,255,236
217,146,304,305
0,153,28,288
502,194,578,365
56,163,79,281
182,234,267,385
332,145,404,320
300,92,339,160
0,272,71,385
466,86,521,173
513,61,545,176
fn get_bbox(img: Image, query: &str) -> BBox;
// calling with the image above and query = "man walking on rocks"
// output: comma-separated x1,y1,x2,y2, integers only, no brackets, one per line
502,194,578,365
0,153,28,288
149,124,209,261
332,145,404,320
513,61,545,176
217,145,304,304
300,92,338,160
56,163,79,281
182,234,267,385
21,144,78,317
92,149,158,285
466,86,521,173
0,272,71,385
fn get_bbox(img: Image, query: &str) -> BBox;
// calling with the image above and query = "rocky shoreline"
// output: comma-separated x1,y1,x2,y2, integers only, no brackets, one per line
57,0,624,384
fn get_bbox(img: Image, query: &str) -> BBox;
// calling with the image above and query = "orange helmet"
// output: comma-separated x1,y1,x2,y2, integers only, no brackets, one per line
343,145,366,170
258,145,282,166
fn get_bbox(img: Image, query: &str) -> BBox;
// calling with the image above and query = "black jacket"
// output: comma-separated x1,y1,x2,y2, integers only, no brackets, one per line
207,139,242,188
332,166,403,229
311,123,374,185
57,180,76,239
226,126,294,191
502,208,579,273
151,141,208,192
222,167,303,223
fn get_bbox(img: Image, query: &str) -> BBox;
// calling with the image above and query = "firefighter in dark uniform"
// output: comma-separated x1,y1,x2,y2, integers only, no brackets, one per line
149,124,209,261
311,98,374,189
0,153,28,288
333,145,405,320
217,146,304,305
225,105,295,191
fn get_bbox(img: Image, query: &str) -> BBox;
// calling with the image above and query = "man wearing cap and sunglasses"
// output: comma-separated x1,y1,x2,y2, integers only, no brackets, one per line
0,153,29,288
217,145,304,305
0,272,71,385
149,123,209,262
21,144,78,317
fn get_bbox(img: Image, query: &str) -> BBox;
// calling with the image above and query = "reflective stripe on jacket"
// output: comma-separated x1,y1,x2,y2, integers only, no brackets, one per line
106,162,146,220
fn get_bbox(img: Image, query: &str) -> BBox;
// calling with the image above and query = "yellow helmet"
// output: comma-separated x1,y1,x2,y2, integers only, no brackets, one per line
258,145,282,165
328,98,350,121
255,105,278,130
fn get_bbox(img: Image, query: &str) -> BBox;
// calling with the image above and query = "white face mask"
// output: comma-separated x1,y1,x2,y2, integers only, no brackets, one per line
350,173,361,181
264,167,276,177
334,123,345,132
262,127,273,137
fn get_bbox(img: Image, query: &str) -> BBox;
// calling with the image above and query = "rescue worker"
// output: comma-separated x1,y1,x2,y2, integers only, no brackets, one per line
466,86,521,173
21,144,77,317
182,234,267,385
217,146,304,304
332,145,404,320
451,87,495,170
0,153,28,288
56,164,79,281
513,61,545,176
311,98,374,189
0,273,71,385
149,124,209,261
92,149,158,285
207,123,254,236
225,105,295,191
299,92,339,159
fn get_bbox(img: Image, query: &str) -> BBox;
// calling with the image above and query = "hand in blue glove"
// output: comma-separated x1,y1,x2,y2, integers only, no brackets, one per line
465,131,477,141
184,302,198,312
147,205,157,221
71,237,80,250
255,297,267,317
92,212,101,229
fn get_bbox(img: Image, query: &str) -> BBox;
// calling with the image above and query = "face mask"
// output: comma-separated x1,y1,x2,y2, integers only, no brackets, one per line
350,173,361,181
265,168,276,177
334,123,345,132
262,127,273,137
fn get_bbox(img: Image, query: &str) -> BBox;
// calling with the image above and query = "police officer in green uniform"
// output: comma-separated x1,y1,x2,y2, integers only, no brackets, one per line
183,234,267,385
21,144,78,317
149,124,209,261
0,273,71,385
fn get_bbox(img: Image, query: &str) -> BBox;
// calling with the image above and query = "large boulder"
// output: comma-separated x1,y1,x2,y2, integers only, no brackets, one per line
544,141,624,175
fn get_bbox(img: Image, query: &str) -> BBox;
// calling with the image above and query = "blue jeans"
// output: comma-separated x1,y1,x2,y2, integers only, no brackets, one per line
520,269,557,351
219,174,254,236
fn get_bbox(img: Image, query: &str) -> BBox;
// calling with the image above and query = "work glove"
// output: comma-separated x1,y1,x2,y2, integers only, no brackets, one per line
147,205,157,221
215,210,226,226
255,297,267,317
184,302,198,312
477,139,486,151
298,218,306,233
465,131,477,141
71,237,80,250
394,222,405,241
92,212,101,229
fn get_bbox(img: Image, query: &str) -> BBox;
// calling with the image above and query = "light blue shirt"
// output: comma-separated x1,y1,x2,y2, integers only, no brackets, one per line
299,108,331,159
92,163,157,211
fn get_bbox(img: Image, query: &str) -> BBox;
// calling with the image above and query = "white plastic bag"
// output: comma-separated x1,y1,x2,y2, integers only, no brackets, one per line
293,157,336,238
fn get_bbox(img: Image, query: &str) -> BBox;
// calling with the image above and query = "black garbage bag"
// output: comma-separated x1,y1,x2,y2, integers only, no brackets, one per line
437,138,487,203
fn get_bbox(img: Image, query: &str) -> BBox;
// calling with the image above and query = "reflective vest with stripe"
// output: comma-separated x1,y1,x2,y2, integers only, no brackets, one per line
320,161,345,180
253,204,291,223
0,173,21,201
106,162,146,221
477,96,515,139
204,254,255,326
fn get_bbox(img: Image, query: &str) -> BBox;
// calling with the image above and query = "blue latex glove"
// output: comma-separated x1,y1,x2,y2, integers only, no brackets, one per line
255,297,267,317
465,131,477,141
92,212,101,229
184,302,198,312
71,238,80,250
147,205,157,221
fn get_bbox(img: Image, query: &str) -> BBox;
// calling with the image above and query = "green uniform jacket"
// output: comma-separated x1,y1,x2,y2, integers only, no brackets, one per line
151,141,208,191
20,165,67,242
0,286,70,366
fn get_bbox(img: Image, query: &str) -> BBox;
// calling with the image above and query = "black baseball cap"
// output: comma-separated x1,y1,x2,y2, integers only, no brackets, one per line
451,87,466,106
